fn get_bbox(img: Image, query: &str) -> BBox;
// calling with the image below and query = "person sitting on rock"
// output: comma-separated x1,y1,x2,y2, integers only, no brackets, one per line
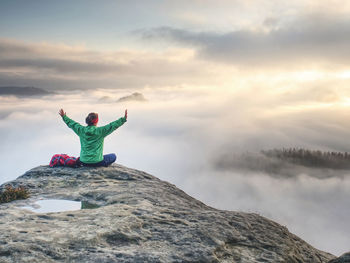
59,108,127,167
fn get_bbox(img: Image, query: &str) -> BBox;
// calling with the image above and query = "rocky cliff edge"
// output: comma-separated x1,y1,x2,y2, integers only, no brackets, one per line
0,165,338,262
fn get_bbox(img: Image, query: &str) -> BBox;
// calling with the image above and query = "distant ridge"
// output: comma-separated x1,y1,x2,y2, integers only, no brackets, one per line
261,148,350,169
215,148,350,179
0,86,52,97
117,92,147,102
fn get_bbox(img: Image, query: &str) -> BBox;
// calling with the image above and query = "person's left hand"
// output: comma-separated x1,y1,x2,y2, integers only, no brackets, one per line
59,109,66,117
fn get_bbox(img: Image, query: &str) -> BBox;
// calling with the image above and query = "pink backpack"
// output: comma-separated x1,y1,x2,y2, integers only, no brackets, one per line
49,154,79,168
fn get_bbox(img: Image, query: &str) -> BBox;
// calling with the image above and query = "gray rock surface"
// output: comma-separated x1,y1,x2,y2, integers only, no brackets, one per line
0,165,336,262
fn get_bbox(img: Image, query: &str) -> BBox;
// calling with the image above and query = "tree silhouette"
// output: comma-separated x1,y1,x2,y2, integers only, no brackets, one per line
261,148,350,169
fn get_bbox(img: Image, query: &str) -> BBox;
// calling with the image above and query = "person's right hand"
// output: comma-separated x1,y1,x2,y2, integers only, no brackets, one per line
124,109,128,120
59,109,66,117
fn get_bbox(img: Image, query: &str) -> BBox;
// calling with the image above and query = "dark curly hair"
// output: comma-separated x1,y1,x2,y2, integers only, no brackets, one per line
85,112,98,126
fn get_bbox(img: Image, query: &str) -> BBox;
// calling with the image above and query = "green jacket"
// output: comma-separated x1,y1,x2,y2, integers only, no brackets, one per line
62,115,126,163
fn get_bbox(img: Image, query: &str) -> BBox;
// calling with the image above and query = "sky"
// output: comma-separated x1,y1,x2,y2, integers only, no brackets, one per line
1,0,350,257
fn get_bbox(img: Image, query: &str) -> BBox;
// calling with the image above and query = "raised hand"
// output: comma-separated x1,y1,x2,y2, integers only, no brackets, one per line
124,109,128,120
59,109,66,117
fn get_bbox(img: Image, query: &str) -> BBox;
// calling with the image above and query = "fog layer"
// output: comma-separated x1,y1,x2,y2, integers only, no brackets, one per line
0,87,349,256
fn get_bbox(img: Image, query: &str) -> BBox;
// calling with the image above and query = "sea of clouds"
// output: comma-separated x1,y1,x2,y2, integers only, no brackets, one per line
0,87,349,256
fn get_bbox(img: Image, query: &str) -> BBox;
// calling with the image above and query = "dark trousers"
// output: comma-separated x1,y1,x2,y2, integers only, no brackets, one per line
80,153,116,167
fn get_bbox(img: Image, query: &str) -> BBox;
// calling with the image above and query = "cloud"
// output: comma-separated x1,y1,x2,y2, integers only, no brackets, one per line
0,57,125,74
0,86,52,97
138,13,350,68
0,39,210,90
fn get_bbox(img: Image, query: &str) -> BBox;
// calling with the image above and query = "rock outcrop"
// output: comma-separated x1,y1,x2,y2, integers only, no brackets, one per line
0,165,336,262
